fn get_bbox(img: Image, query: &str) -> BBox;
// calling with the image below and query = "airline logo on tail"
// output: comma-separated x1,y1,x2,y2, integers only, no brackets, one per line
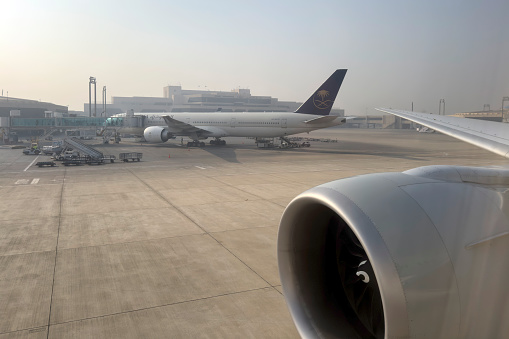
294,69,347,115
313,89,333,109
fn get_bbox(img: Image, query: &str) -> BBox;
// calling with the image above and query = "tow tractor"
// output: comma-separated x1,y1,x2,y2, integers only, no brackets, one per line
22,142,41,155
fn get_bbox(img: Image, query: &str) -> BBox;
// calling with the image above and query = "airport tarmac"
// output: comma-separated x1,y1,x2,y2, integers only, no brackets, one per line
0,128,506,338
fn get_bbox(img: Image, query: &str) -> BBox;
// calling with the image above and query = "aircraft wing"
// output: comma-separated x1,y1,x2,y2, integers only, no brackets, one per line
162,115,210,135
377,108,509,158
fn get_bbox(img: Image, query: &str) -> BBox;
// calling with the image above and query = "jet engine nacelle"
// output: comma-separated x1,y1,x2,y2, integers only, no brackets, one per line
143,126,172,143
278,165,509,338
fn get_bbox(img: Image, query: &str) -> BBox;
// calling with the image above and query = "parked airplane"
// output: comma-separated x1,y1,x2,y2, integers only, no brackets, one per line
104,69,348,147
278,109,509,338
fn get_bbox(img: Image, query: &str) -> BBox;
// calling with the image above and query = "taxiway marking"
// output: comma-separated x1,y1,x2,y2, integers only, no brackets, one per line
14,178,40,185
24,156,39,172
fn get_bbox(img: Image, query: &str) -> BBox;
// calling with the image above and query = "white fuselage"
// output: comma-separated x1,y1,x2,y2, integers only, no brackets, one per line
108,112,345,139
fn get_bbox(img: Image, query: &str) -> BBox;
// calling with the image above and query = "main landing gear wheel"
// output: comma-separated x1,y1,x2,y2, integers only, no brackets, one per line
210,139,226,146
187,141,205,147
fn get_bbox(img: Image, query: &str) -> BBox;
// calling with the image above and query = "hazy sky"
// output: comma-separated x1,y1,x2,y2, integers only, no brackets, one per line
1,0,508,115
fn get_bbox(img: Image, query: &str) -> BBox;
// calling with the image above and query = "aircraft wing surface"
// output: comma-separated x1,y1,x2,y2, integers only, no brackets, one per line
162,115,210,134
377,108,509,158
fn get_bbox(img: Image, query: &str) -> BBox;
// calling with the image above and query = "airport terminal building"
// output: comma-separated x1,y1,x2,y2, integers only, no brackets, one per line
84,85,345,117
0,96,68,118
0,96,100,143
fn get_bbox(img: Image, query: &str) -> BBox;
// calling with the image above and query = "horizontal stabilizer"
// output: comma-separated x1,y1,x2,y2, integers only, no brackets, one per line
304,115,343,124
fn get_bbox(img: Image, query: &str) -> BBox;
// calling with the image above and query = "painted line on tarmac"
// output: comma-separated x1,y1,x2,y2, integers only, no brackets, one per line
31,178,40,185
195,166,206,170
24,156,39,172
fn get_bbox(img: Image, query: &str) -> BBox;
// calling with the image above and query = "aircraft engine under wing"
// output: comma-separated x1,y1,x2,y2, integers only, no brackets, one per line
143,126,172,143
377,108,509,158
278,165,509,338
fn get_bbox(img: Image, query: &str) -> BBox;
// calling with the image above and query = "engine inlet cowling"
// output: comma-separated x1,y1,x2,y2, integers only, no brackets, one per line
278,167,509,338
278,187,413,339
143,126,171,143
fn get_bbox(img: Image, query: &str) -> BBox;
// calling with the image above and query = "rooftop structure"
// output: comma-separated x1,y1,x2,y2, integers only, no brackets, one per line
86,85,345,117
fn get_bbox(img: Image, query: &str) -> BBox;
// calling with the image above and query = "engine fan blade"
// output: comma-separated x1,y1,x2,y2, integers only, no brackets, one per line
326,217,384,338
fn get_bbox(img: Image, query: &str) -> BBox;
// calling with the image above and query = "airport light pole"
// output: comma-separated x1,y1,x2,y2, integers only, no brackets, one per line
439,99,445,115
102,86,107,117
502,96,509,123
89,77,96,117
94,80,97,117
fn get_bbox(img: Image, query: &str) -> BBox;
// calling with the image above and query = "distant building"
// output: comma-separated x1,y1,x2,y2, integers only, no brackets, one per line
451,110,503,122
0,96,68,118
162,86,298,113
343,115,415,129
0,97,102,141
85,85,345,117
344,110,505,130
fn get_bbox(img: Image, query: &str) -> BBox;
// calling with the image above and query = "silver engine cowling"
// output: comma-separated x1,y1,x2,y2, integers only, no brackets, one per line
143,126,172,143
278,165,509,338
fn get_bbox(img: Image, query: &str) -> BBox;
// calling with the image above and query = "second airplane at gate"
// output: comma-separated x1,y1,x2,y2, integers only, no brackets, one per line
104,69,348,147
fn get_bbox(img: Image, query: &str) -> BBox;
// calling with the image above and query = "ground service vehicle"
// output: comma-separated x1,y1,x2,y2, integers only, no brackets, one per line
120,152,142,162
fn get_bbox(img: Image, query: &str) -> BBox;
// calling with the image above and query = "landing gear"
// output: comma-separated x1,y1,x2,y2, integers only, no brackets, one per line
186,138,225,147
187,141,205,147
210,138,226,146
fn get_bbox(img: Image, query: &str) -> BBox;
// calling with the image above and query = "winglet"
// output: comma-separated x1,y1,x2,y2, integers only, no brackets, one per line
295,69,347,115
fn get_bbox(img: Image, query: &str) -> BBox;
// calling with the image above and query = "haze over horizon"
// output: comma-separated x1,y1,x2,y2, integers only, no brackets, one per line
1,0,508,115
